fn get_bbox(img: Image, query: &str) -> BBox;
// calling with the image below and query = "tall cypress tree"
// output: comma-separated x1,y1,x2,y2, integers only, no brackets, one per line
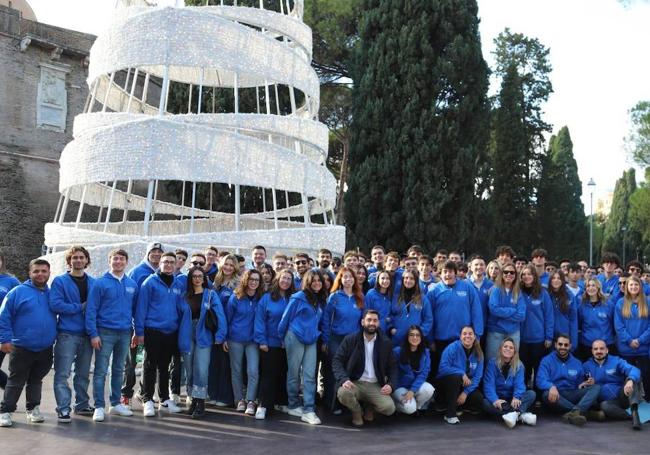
602,168,637,258
345,0,489,252
537,126,587,259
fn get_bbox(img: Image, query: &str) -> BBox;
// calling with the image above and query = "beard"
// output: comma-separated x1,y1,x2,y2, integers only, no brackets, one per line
363,325,377,335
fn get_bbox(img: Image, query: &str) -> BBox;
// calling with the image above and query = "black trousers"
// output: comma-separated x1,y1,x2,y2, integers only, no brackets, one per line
0,351,7,389
142,328,178,403
121,331,142,399
258,347,288,409
601,385,643,419
170,353,183,395
621,355,650,400
436,374,484,419
429,339,455,384
519,341,548,391
0,346,53,413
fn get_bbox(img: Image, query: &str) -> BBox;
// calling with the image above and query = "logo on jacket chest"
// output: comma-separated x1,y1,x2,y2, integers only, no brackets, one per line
606,368,616,375
456,291,467,297
531,299,541,306
125,287,136,294
568,369,578,376
598,312,607,319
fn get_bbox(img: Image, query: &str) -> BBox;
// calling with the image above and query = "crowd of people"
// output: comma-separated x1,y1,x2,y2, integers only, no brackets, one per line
0,243,647,431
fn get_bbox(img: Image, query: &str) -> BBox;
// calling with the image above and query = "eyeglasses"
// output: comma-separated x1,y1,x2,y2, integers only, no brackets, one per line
503,270,516,276
629,267,641,273
408,333,421,338
191,261,205,266
294,260,307,265
248,278,260,283
191,275,204,280
161,260,176,265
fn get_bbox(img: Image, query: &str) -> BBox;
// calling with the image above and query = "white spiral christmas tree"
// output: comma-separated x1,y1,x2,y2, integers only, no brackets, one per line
44,0,344,275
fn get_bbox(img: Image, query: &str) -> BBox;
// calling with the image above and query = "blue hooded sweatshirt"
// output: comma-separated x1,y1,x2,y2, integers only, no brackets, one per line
486,287,526,335
436,340,484,394
428,279,483,342
135,273,186,336
49,272,96,335
0,280,57,352
393,346,431,392
551,293,578,350
225,292,259,343
520,288,554,344
254,292,289,348
365,288,393,333
178,289,226,352
321,290,363,344
482,358,527,403
577,300,615,347
127,260,157,288
597,273,619,298
278,291,322,345
614,298,650,356
390,295,433,346
536,352,584,391
85,272,138,338
468,276,494,329
582,355,641,401
0,274,20,302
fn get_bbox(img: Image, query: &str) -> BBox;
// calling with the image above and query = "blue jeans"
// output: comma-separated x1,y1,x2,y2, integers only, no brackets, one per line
93,328,131,409
285,330,317,413
485,330,520,360
542,385,602,413
182,320,212,399
228,341,259,403
53,332,93,413
482,389,536,416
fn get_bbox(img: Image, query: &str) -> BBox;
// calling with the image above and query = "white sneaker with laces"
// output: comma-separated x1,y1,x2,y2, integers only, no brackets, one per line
255,406,267,420
444,416,460,425
159,399,182,413
236,400,247,412
26,406,45,423
170,394,181,404
143,400,156,417
0,413,12,427
520,412,537,426
300,411,321,425
502,411,518,429
287,406,304,417
93,408,105,422
109,404,134,417
245,401,256,416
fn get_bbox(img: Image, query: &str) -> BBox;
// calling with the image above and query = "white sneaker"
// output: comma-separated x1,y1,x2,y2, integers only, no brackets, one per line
502,411,518,429
93,408,105,422
159,399,182,413
287,406,304,417
236,399,247,412
170,394,181,404
109,404,133,417
143,400,156,417
26,406,45,423
215,401,229,407
185,396,193,406
300,411,321,425
255,406,267,420
0,413,12,427
245,401,256,416
444,416,460,425
273,405,289,414
520,412,537,426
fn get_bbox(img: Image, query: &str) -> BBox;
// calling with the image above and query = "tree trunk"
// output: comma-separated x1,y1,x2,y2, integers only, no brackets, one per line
335,135,349,224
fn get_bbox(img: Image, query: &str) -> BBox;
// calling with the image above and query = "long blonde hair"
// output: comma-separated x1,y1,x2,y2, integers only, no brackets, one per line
495,337,522,376
214,254,240,288
622,276,649,319
494,261,520,303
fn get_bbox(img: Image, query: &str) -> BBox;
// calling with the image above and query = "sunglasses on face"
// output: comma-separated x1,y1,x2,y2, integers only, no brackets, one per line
294,260,307,265
503,270,516,276
191,261,205,266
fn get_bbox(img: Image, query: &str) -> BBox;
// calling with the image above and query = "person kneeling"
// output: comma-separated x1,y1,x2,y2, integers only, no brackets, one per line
482,338,536,428
392,325,434,415
333,310,397,426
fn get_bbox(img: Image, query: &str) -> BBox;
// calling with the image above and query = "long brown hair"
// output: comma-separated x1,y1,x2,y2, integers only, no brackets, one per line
549,270,570,314
397,269,422,307
520,264,541,298
330,266,364,308
269,269,295,301
622,276,649,319
234,269,264,300
301,269,328,306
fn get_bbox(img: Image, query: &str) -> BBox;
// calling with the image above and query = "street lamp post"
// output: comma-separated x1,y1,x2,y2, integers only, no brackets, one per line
622,226,627,267
588,178,596,265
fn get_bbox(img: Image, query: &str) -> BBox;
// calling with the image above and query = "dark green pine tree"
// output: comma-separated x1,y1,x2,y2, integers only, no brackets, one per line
602,168,639,262
536,126,587,260
345,0,489,253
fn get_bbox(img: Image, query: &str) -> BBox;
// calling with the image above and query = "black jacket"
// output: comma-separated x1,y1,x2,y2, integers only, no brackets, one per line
332,330,398,389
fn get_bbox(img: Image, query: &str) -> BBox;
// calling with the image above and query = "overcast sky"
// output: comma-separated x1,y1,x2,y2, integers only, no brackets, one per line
24,0,650,212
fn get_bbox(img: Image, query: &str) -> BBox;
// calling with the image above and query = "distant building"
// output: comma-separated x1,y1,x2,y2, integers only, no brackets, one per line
595,191,614,217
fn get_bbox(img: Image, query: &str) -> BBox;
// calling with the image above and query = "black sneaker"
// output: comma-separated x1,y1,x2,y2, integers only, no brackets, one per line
57,411,71,423
74,406,95,416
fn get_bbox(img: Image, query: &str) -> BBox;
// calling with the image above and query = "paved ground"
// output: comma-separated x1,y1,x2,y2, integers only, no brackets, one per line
0,373,646,455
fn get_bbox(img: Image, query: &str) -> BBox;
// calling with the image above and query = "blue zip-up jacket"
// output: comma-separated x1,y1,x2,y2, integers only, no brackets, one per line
419,278,437,295
598,273,619,297
390,296,433,346
127,260,157,288
469,276,494,330
225,292,258,343
178,289,226,351
321,290,363,345
428,279,483,341
577,300,615,346
482,358,527,403
85,272,138,338
486,287,526,335
520,289,554,343
582,355,641,401
436,340,484,394
278,291,322,345
49,272,96,335
614,298,650,356
135,273,185,336
0,280,57,352
536,352,584,391
551,293,578,350
393,346,431,392
365,289,393,333
0,274,20,302
254,292,289,347
215,283,236,306
539,272,550,288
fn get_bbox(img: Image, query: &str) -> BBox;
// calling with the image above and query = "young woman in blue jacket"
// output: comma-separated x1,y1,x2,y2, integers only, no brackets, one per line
224,269,263,416
577,278,616,361
365,270,394,333
482,338,537,428
548,271,578,350
179,266,226,418
390,270,433,346
614,276,650,396
253,269,295,420
392,325,434,415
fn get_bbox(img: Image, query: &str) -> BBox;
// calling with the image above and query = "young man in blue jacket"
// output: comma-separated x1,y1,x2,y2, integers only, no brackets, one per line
0,259,57,427
536,334,601,426
86,249,138,422
50,246,96,422
583,340,643,430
